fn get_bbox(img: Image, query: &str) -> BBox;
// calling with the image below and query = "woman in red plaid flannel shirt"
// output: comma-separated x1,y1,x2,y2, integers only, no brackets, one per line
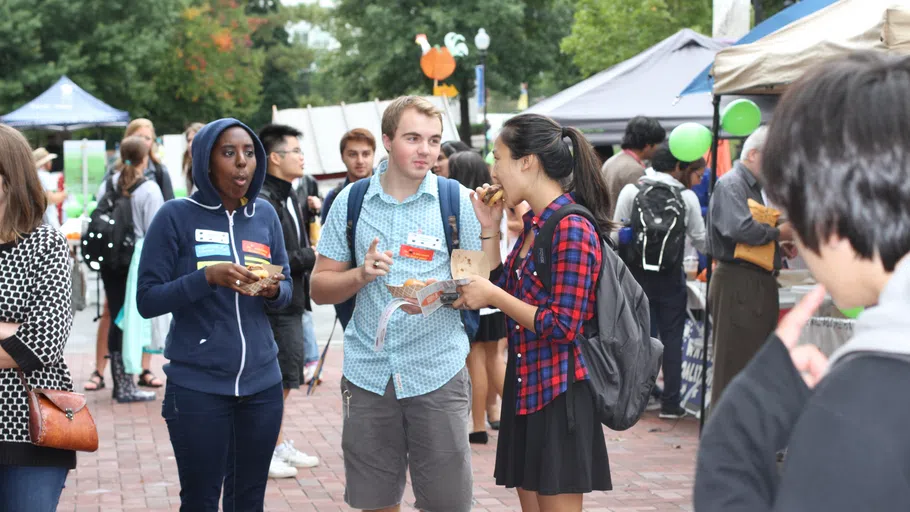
455,113,614,511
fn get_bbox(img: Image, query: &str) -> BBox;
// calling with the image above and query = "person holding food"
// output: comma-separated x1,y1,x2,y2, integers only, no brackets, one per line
453,113,613,511
311,96,481,512
136,118,292,511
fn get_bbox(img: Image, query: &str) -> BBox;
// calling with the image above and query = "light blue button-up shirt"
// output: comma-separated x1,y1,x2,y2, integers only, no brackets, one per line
317,162,482,398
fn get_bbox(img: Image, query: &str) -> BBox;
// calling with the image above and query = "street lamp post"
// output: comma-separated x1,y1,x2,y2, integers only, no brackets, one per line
475,28,491,154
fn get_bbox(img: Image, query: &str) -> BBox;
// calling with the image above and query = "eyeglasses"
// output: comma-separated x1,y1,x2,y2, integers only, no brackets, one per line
274,148,303,156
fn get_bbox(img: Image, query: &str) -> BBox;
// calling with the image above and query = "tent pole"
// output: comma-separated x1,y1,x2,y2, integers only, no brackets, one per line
700,94,722,434
81,139,89,218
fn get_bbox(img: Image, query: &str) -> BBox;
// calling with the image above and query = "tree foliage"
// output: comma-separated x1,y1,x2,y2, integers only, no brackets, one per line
0,0,324,134
562,0,711,77
317,0,579,141
154,0,266,132
0,0,180,120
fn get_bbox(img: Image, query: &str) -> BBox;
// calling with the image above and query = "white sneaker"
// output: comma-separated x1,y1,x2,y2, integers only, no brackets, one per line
645,396,661,411
303,363,317,384
275,440,319,468
268,453,298,478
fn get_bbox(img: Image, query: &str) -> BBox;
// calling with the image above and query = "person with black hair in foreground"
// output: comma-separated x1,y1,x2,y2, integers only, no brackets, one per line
695,52,910,512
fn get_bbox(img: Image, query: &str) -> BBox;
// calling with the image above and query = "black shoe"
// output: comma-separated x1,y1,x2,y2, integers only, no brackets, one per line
469,431,489,444
110,352,156,404
659,405,687,419
488,420,500,431
651,385,664,399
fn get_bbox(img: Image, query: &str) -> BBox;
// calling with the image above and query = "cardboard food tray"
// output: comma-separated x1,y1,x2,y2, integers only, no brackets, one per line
385,249,490,300
240,264,283,295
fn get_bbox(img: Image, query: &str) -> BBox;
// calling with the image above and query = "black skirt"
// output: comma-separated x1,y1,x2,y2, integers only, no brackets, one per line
475,311,507,343
494,349,612,495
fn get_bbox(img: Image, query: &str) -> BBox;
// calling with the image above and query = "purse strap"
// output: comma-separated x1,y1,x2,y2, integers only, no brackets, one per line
16,368,32,393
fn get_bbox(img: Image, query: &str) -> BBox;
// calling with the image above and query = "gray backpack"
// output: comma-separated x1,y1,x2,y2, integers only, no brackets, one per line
536,204,664,431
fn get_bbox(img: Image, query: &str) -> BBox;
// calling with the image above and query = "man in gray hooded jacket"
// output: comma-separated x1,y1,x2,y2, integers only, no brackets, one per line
695,52,910,512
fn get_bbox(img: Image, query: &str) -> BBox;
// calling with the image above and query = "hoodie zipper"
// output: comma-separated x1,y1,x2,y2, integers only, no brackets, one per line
226,210,248,397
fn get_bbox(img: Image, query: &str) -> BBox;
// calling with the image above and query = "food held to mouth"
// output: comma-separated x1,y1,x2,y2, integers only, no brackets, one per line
482,184,504,206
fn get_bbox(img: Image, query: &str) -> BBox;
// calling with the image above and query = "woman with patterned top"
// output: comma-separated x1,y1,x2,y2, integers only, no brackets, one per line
454,113,614,511
0,124,76,511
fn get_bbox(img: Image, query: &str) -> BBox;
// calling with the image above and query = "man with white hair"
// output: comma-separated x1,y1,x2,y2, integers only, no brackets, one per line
706,126,792,407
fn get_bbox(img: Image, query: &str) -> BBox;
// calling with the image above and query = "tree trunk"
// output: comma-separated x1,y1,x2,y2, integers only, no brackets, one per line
459,75,472,147
752,0,765,23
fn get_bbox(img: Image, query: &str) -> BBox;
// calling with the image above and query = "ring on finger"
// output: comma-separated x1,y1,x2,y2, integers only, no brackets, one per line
373,260,381,268
235,280,241,286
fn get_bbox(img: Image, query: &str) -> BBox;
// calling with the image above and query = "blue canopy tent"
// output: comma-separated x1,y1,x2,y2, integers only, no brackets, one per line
1,76,130,219
0,76,129,130
679,0,839,97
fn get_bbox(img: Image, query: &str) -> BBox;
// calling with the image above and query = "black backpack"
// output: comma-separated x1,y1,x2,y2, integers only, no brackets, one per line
536,204,663,431
623,181,687,273
82,176,145,273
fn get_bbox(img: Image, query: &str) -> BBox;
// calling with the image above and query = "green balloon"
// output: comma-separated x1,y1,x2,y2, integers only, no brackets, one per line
65,203,84,219
721,99,762,137
840,306,864,319
669,123,712,162
86,200,98,215
174,187,188,199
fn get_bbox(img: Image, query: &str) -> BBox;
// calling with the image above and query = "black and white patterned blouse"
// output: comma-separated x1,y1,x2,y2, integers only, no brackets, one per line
0,223,76,468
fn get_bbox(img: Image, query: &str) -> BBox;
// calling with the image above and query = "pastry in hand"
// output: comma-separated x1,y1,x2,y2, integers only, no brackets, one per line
246,264,270,280
403,278,427,289
482,184,503,206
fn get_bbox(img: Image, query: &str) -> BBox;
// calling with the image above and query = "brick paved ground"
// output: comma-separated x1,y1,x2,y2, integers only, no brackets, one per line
57,300,700,511
56,349,699,512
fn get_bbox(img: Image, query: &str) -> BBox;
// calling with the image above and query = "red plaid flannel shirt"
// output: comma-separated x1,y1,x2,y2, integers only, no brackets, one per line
493,194,601,415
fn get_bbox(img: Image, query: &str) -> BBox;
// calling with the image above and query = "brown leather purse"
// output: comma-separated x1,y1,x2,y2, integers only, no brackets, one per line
17,370,98,452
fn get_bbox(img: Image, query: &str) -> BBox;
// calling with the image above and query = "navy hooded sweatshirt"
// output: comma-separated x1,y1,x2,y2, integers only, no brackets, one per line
137,118,292,397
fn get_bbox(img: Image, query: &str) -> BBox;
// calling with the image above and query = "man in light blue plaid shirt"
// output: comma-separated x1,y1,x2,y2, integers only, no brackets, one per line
311,96,481,512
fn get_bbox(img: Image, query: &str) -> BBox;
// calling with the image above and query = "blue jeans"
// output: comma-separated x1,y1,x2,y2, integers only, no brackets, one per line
302,310,318,365
0,465,68,512
162,381,284,512
632,268,688,410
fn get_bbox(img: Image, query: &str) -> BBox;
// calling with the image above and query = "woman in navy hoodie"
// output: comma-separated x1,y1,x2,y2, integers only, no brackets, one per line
137,119,292,511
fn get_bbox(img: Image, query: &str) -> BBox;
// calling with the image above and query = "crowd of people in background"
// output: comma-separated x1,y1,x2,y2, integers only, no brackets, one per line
2,51,909,512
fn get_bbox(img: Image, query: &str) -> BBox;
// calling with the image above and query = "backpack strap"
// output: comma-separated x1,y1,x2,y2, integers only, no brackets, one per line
535,203,597,292
346,178,371,268
436,176,460,252
101,174,116,200
126,177,147,194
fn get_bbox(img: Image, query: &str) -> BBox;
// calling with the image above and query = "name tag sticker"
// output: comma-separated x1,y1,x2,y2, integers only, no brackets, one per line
242,240,271,258
407,232,442,251
400,245,435,261
195,243,232,258
195,229,229,244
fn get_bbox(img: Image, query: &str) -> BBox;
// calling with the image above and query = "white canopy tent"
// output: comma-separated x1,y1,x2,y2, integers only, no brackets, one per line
272,97,462,177
711,0,910,95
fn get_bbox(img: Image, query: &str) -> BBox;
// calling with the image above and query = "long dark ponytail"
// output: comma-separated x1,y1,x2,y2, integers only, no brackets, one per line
499,113,615,237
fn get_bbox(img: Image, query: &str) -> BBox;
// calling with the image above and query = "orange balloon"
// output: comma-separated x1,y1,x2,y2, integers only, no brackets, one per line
420,48,456,81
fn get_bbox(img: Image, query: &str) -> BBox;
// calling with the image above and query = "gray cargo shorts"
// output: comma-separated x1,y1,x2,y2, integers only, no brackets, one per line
340,367,473,512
